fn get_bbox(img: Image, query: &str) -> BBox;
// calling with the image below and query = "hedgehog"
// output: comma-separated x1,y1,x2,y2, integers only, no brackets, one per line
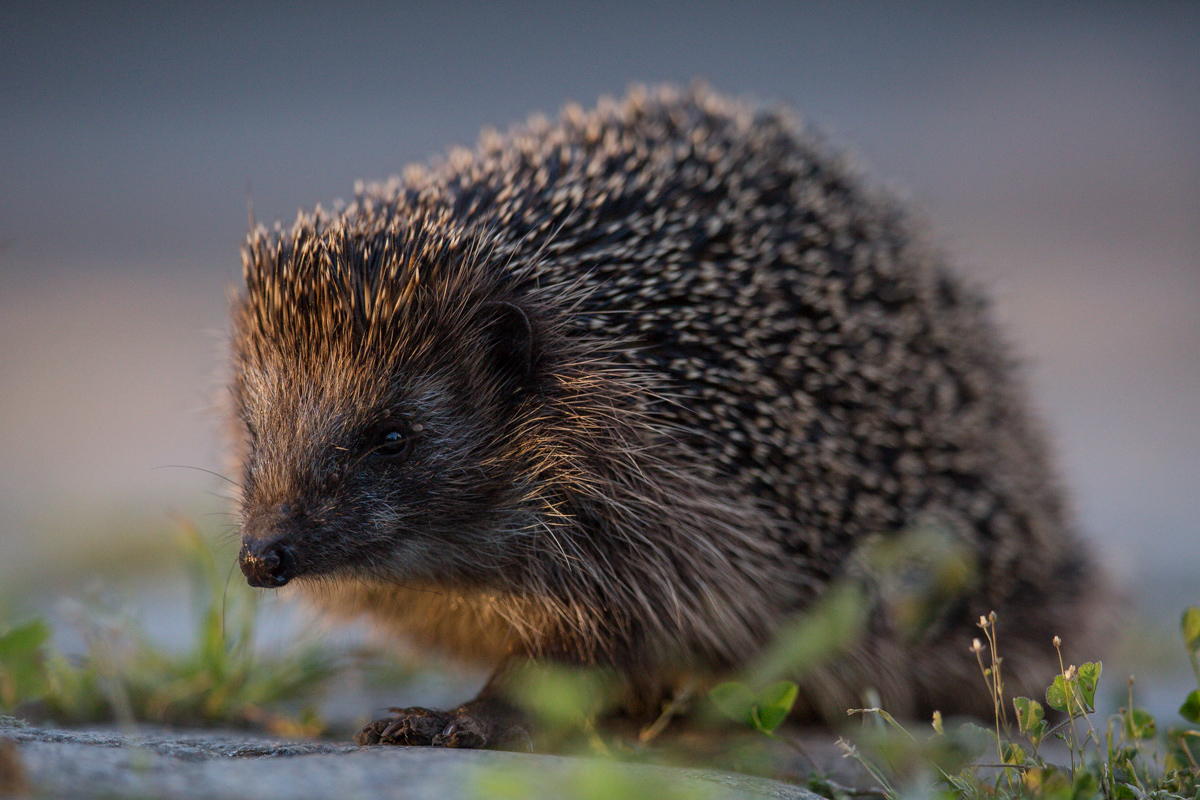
230,85,1107,748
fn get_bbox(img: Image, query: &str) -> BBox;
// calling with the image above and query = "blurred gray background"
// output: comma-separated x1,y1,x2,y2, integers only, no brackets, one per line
0,2,1196,668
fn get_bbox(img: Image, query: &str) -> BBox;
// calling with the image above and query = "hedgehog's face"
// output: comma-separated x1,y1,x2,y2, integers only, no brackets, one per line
232,299,539,590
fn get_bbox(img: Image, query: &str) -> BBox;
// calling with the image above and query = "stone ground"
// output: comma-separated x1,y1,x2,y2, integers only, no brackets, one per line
0,718,824,800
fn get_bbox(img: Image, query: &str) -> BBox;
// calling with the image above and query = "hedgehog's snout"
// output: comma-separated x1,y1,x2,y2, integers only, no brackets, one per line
239,535,296,588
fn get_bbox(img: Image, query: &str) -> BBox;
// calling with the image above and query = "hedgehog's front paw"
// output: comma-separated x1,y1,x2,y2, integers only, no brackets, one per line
355,706,450,746
356,699,533,750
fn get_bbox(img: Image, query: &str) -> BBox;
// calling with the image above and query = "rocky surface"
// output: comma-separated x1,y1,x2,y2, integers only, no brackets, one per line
0,719,822,799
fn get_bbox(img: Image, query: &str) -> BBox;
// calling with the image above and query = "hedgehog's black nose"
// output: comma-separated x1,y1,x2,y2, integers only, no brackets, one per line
239,537,296,588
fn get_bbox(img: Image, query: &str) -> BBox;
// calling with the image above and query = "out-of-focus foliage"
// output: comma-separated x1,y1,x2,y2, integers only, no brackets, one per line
0,521,346,736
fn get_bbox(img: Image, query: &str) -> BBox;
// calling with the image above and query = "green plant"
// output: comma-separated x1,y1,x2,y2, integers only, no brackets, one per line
472,757,722,800
709,680,799,737
1178,607,1200,725
0,519,348,735
702,601,1200,800
834,611,1200,800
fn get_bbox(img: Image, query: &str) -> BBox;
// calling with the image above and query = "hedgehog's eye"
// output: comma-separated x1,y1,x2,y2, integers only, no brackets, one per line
372,428,413,460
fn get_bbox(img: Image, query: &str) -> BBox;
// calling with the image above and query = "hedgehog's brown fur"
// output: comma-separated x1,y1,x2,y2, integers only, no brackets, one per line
230,86,1106,739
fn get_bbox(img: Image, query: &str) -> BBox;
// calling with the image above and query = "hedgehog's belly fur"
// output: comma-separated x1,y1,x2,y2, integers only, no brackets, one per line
307,581,560,665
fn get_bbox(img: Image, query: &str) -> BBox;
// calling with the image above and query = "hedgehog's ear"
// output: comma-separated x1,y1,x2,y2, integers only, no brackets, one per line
480,300,536,391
